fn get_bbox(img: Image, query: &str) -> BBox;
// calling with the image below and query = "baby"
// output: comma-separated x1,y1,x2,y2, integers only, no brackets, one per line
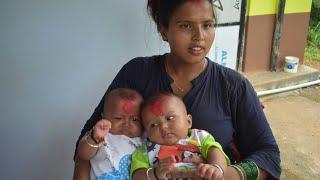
131,92,230,180
77,88,143,180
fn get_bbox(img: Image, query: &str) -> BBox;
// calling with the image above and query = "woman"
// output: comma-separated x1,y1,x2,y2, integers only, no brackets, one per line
74,0,280,179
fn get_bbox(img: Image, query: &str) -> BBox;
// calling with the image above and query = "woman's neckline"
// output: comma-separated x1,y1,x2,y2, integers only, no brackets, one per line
161,53,210,85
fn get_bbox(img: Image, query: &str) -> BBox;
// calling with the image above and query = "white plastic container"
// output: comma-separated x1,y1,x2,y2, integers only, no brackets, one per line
284,56,299,73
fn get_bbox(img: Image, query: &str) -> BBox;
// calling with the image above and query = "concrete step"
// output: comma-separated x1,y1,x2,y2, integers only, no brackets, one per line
244,65,320,92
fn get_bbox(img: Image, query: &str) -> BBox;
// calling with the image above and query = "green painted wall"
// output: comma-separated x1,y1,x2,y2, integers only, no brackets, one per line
247,0,313,16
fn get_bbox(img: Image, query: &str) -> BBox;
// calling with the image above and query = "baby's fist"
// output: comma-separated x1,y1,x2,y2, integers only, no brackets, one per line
92,119,112,143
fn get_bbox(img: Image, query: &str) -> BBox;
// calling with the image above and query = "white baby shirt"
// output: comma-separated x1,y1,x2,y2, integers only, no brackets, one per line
90,133,142,180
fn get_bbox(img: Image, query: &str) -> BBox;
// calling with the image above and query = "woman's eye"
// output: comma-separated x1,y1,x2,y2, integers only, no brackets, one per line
180,23,191,29
132,117,140,122
113,117,122,120
203,22,213,29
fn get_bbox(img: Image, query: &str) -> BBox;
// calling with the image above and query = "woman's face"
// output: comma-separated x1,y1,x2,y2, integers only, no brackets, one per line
160,0,215,64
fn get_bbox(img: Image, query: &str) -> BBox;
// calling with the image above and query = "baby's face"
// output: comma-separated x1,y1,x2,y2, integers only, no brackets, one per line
103,96,143,138
142,96,192,145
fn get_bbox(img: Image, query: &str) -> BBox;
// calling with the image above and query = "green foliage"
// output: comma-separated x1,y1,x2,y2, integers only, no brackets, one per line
313,0,320,8
307,26,320,47
308,0,320,47
305,45,320,62
305,0,320,62
310,0,320,27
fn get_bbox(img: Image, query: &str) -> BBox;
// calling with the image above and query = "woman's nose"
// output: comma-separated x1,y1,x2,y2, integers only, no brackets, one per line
192,26,204,41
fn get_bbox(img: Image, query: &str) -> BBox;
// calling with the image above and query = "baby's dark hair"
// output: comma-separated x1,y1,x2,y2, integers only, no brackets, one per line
147,0,216,29
141,92,186,113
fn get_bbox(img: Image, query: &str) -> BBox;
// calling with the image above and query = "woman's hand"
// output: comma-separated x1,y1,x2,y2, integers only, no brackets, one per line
196,163,223,180
92,119,111,143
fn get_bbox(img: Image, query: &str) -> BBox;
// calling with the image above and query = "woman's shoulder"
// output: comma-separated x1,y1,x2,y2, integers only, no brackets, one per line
209,60,246,88
124,54,164,68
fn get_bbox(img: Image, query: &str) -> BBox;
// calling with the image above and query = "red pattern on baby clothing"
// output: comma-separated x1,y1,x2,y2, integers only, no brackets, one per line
158,144,200,161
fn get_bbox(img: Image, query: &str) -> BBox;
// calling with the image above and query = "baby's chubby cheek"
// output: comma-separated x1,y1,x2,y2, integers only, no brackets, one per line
128,124,143,137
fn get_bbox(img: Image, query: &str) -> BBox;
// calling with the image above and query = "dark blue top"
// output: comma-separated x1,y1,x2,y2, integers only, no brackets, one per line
75,54,280,179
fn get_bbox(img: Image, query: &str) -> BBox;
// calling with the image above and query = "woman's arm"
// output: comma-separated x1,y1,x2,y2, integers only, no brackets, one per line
73,155,90,180
229,77,281,179
224,165,268,180
195,147,228,179
206,147,228,172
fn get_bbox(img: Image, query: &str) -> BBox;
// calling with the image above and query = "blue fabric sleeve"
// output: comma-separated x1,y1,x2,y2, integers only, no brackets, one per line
229,77,281,179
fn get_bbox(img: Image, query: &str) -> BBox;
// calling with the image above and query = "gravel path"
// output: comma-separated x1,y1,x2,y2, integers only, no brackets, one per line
260,85,320,179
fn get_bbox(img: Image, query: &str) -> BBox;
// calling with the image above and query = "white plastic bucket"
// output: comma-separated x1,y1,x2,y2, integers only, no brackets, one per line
284,56,299,73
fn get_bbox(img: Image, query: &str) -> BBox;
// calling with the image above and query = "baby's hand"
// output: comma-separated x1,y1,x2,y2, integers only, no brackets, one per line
155,155,176,179
196,163,223,180
92,119,112,143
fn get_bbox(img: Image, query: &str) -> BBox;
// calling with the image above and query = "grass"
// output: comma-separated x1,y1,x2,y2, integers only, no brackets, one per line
304,43,320,69
303,44,320,70
304,43,320,62
307,24,320,47
304,2,320,67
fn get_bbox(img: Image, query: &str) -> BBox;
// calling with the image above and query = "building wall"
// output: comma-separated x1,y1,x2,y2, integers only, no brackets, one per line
279,12,311,68
0,0,168,179
243,0,312,72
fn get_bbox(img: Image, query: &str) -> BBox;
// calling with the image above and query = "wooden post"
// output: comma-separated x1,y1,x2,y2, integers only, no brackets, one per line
236,0,247,72
270,0,286,72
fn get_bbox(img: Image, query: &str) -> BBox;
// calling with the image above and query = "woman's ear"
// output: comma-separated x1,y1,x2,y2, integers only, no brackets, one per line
158,26,168,42
187,114,192,128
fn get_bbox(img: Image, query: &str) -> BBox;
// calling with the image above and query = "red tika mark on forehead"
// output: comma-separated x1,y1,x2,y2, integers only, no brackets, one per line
121,96,135,114
150,98,164,117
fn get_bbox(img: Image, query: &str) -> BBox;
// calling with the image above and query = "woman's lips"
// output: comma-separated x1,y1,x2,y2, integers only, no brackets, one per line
188,46,204,55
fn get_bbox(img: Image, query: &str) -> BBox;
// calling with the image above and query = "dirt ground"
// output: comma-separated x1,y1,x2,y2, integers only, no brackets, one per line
260,85,320,179
304,57,320,71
